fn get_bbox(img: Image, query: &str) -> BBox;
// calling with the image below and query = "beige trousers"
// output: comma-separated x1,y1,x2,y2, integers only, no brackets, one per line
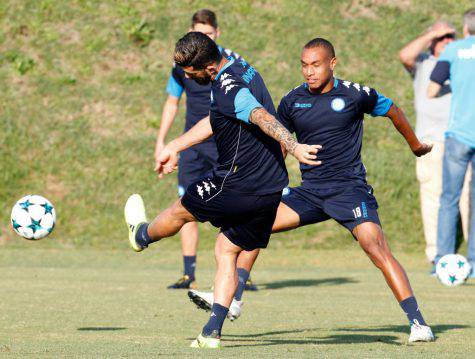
416,140,471,262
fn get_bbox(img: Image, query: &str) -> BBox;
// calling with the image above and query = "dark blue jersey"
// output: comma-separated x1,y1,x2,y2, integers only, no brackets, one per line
277,79,392,187
166,46,241,131
210,58,288,194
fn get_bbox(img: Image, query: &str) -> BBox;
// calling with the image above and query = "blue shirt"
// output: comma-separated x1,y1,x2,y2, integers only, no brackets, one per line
166,46,241,131
210,58,288,195
277,78,392,187
430,36,475,147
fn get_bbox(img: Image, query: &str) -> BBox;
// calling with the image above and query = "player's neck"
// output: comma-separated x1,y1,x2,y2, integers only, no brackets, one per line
307,77,335,95
212,56,229,81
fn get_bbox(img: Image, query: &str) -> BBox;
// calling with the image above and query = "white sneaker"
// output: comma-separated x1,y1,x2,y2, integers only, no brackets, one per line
124,194,147,252
408,320,435,342
188,290,243,321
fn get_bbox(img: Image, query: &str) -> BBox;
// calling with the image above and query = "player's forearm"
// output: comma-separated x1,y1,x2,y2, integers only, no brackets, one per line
250,107,298,155
386,104,421,150
399,32,433,70
168,116,213,153
427,81,442,98
157,98,179,143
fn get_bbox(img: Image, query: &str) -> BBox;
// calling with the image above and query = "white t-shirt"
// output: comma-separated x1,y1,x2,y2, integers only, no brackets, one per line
411,53,451,142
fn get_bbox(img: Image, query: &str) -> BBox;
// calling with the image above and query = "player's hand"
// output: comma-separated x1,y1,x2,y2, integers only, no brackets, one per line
412,142,433,157
293,144,322,166
429,26,455,40
154,145,179,178
154,141,166,169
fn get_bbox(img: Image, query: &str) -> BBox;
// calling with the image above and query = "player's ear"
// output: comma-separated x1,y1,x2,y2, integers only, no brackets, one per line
463,24,469,37
330,57,337,71
215,27,221,38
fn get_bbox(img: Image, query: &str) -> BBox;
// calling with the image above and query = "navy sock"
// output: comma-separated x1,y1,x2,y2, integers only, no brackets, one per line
202,303,228,337
183,255,196,280
399,296,426,326
135,223,151,248
234,268,250,301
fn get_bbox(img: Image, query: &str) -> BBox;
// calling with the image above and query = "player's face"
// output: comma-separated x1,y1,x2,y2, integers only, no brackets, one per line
182,66,212,85
300,47,336,91
190,23,220,41
432,34,455,57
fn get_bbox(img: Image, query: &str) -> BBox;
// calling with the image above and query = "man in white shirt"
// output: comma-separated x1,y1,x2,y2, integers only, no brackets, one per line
399,21,470,263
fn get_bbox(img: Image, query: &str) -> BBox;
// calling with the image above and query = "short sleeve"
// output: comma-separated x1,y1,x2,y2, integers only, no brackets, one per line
165,66,184,98
214,75,262,123
430,61,450,85
408,53,430,78
430,45,453,85
360,86,393,117
277,98,294,133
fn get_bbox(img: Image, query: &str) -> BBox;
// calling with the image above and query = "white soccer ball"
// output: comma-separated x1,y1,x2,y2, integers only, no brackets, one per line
10,195,56,240
436,254,472,287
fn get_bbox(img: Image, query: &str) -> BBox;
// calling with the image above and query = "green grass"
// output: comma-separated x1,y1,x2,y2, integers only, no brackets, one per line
1,0,474,250
0,244,474,357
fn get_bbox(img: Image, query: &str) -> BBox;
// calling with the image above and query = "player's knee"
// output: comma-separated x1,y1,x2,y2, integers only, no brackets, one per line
359,235,393,268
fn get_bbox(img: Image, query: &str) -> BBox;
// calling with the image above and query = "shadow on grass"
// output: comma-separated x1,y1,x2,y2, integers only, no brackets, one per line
224,332,400,348
336,324,470,334
259,277,357,290
77,327,127,331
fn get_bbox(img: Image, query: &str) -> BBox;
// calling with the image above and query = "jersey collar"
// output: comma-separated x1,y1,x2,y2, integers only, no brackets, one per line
215,58,235,81
304,77,339,95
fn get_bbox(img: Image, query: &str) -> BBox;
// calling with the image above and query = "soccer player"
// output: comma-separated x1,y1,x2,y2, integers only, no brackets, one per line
124,32,321,348
187,37,435,343
155,9,258,290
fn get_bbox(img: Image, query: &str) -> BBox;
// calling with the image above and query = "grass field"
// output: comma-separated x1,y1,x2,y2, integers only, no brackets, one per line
1,243,474,357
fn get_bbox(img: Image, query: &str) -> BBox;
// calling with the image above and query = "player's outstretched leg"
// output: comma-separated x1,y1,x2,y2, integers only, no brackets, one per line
124,194,196,252
188,248,260,321
191,233,242,348
353,222,434,342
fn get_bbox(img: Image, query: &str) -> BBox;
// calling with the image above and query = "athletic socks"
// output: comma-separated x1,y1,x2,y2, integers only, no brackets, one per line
234,268,250,301
202,303,228,337
400,296,427,326
135,223,151,248
183,255,196,280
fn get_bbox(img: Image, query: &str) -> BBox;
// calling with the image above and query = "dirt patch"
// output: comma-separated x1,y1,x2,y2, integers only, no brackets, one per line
341,0,411,19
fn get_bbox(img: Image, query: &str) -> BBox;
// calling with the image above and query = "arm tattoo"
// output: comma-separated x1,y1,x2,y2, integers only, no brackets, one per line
250,107,298,155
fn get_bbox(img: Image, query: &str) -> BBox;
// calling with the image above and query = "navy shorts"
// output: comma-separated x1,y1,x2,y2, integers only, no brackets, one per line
281,183,381,233
178,141,218,196
181,176,281,251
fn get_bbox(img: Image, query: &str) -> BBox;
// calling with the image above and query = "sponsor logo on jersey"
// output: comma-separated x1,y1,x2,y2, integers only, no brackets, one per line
331,97,345,112
220,73,237,94
242,66,256,84
294,103,312,108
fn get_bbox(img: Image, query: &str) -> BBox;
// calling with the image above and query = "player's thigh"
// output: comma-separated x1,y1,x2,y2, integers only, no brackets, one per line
169,198,197,222
272,202,301,232
324,184,381,235
215,232,243,258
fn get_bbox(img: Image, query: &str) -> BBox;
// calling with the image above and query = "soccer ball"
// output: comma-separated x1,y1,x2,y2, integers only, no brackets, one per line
436,254,472,287
10,195,56,240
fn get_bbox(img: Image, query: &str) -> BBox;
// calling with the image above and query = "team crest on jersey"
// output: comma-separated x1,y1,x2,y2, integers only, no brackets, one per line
331,97,345,112
220,73,237,94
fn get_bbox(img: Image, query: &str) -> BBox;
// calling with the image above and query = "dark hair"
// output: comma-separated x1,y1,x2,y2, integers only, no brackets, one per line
192,9,218,29
303,37,336,58
174,32,221,69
